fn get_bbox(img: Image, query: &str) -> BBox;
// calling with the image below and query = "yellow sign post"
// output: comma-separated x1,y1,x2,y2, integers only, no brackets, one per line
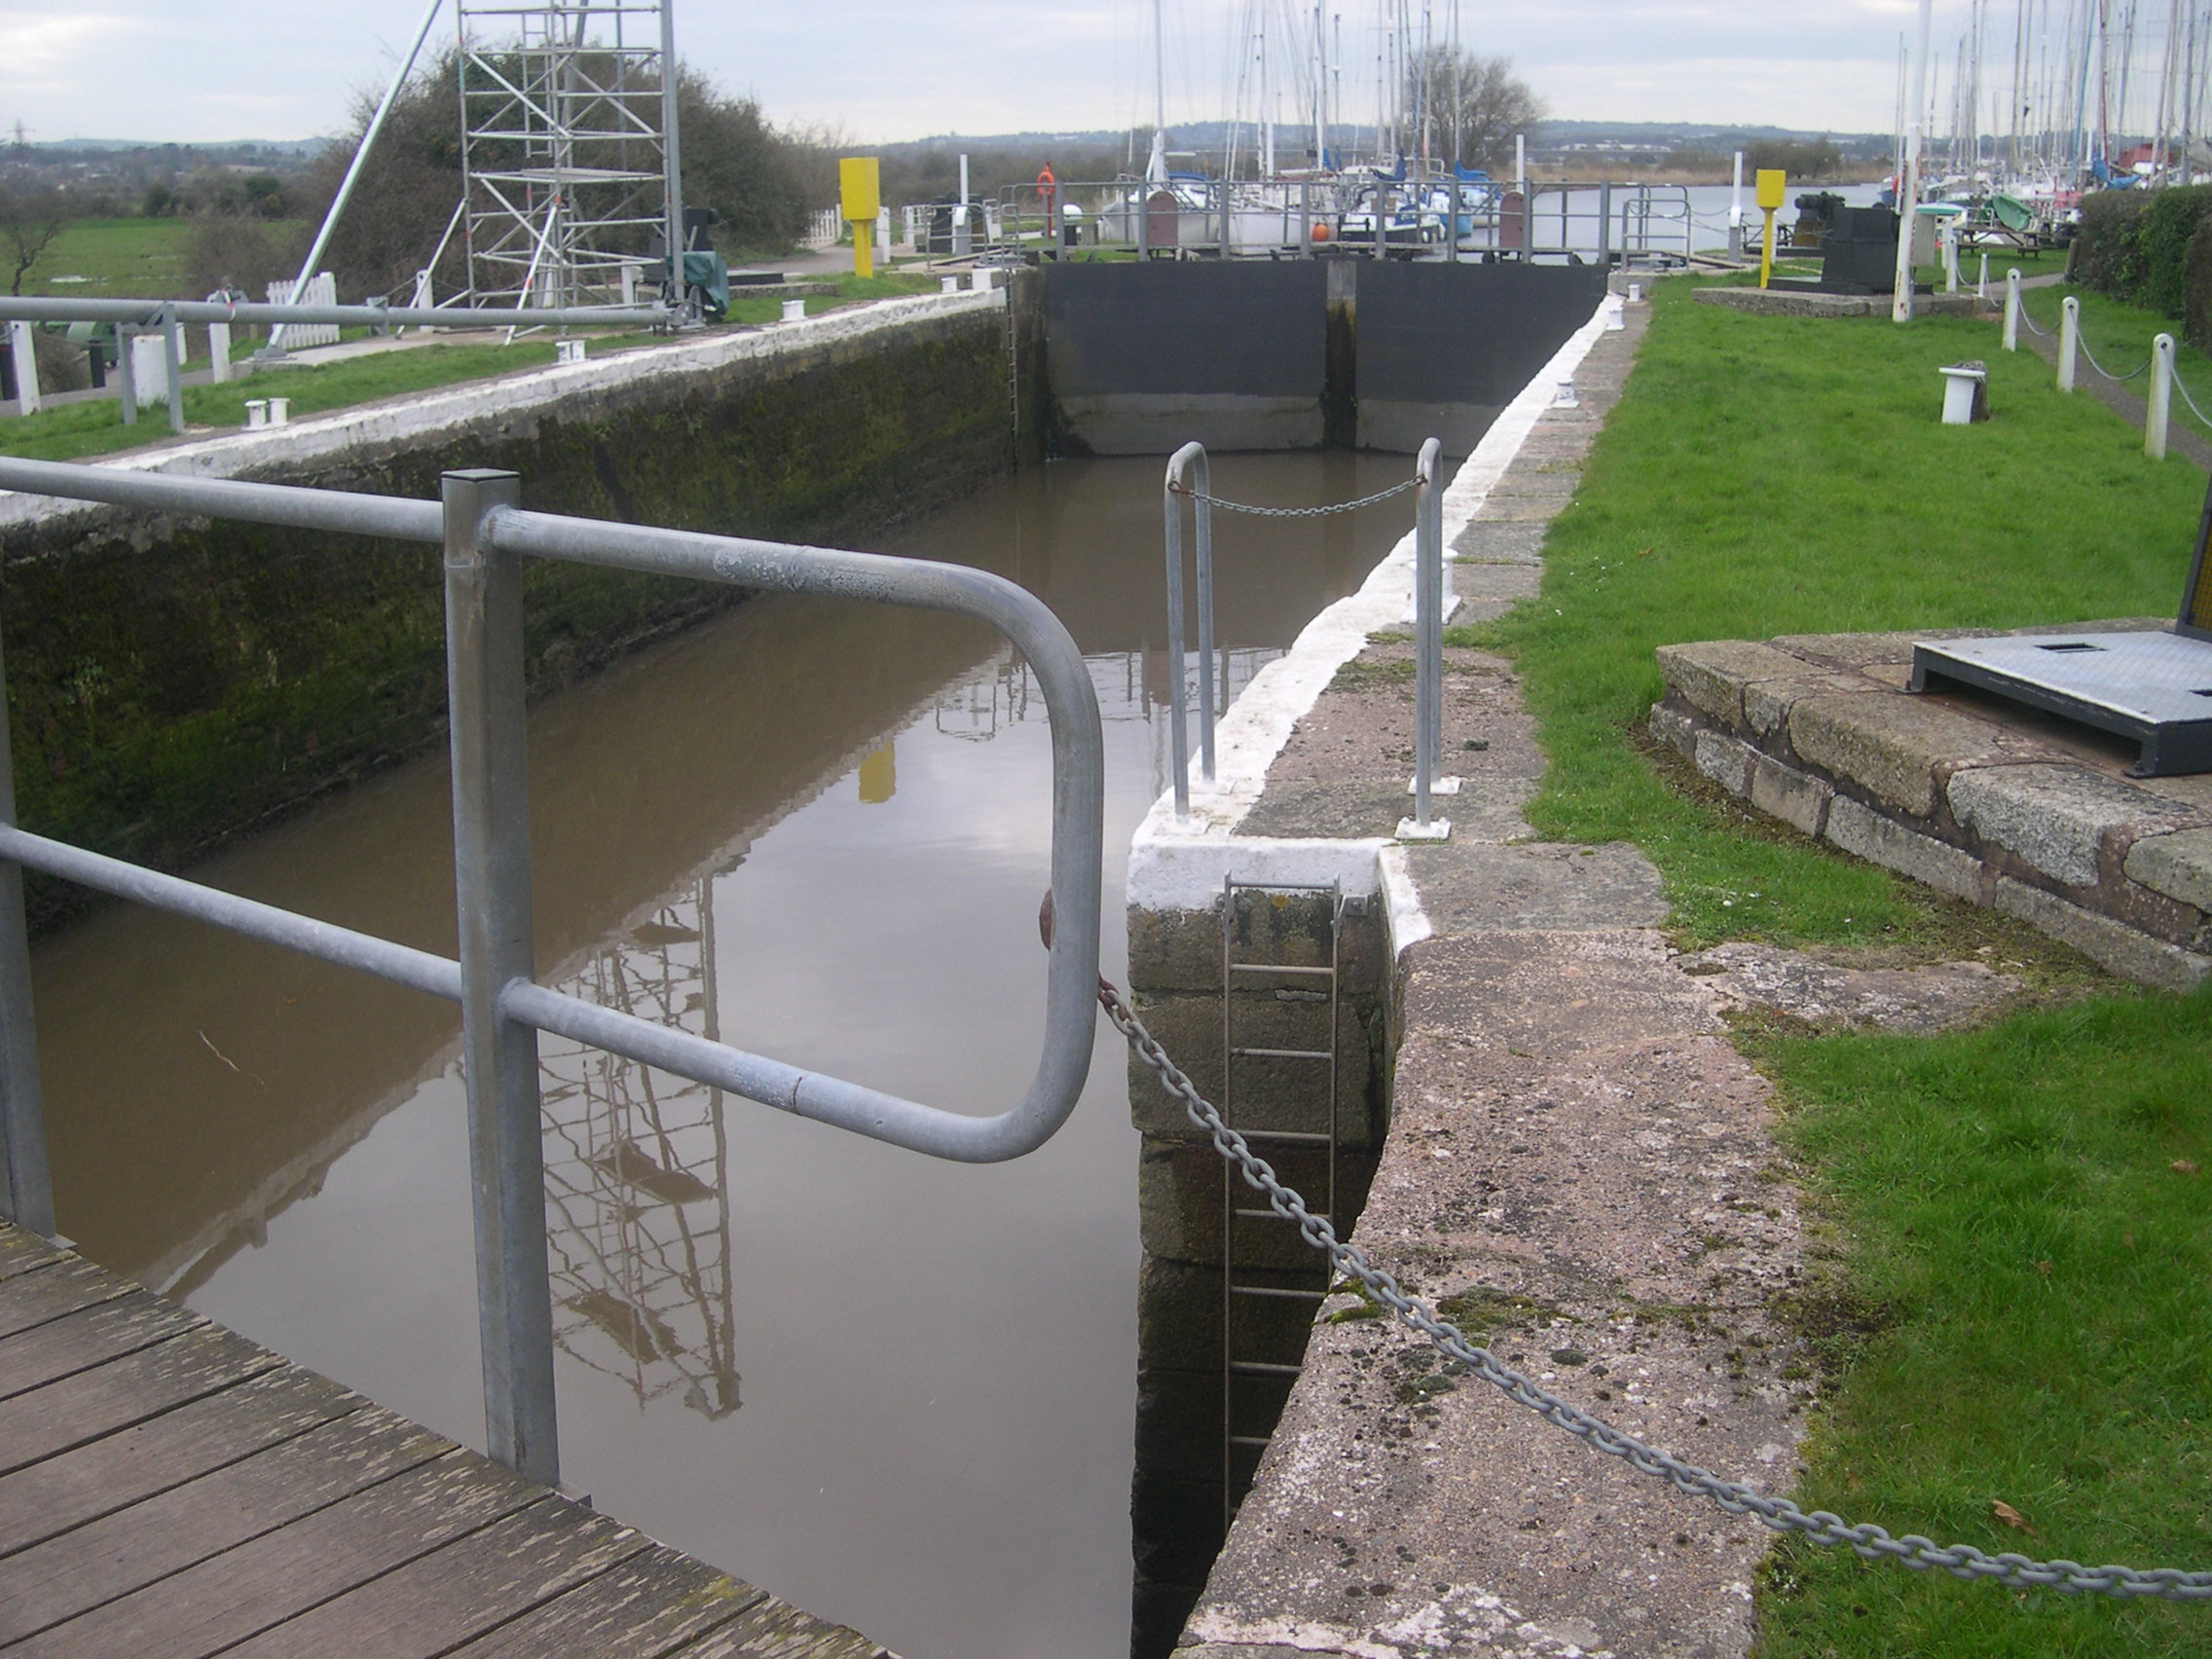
1754,168,1787,289
839,157,881,280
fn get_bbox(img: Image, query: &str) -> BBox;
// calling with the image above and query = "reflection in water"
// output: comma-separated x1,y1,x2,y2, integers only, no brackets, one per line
35,453,1420,1659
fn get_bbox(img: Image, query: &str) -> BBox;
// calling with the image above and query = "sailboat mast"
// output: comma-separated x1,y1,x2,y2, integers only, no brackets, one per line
1262,2,1274,176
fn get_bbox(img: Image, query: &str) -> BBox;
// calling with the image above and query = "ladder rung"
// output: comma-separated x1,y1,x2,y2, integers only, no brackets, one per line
1227,963,1335,978
1231,1047,1332,1061
1229,1434,1274,1448
1230,1128,1332,1145
1229,1285,1328,1301
1235,1206,1329,1221
1230,1360,1304,1377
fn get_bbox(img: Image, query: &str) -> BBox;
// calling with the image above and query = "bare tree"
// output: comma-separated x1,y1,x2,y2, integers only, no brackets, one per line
1407,47,1544,174
0,185,72,295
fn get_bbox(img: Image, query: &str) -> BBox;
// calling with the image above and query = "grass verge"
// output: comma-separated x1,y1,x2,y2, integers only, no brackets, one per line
1441,276,2212,1651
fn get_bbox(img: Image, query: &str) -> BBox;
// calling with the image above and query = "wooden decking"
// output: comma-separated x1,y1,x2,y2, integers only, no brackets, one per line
0,1222,891,1658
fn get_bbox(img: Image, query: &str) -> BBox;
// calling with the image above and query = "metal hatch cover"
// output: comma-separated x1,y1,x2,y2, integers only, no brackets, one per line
1909,630,2212,777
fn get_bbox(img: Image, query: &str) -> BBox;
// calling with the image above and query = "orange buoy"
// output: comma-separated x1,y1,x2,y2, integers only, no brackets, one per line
1310,221,1330,242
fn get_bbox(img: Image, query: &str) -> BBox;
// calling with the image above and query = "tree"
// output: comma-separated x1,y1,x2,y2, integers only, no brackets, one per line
0,184,71,295
1406,47,1544,174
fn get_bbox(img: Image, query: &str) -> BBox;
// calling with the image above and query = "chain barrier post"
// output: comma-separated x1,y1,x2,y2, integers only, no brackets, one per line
160,304,185,435
442,467,559,1487
0,623,52,1240
2059,295,2080,392
2003,268,2020,351
2149,334,2176,461
1398,437,1451,842
1162,443,1212,818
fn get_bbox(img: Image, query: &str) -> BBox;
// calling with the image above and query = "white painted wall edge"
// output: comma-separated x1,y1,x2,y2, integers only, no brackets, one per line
1126,291,1616,920
0,289,1005,534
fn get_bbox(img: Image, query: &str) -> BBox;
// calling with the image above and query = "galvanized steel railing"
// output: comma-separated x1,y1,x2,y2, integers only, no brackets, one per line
0,457,1106,1490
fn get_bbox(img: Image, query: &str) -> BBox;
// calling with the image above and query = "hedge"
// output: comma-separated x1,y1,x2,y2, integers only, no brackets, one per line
2069,182,2212,349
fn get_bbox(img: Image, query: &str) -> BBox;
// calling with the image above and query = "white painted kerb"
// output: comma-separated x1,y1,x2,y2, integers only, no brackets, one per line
1127,293,1616,953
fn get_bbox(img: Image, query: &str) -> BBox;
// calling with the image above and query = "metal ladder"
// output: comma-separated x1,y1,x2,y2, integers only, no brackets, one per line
1220,875,1344,1526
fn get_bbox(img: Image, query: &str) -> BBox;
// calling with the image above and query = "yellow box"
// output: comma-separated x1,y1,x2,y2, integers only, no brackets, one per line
838,157,880,224
1754,168,1787,211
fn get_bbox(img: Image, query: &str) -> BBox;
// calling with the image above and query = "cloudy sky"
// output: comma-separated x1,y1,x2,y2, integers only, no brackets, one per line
3,2,1976,148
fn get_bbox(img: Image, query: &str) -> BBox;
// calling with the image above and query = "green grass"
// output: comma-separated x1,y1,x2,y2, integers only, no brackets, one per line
1745,991,2212,1656
19,216,205,298
2020,280,2212,438
1,271,947,461
1449,279,2206,951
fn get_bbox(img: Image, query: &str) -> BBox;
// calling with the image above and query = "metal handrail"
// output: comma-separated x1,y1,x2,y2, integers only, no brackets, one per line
0,295,671,332
1162,441,1216,818
0,456,1106,1490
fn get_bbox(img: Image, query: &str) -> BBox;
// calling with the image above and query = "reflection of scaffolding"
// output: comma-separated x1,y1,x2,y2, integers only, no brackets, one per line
932,652,1036,742
458,0,673,309
540,875,741,1418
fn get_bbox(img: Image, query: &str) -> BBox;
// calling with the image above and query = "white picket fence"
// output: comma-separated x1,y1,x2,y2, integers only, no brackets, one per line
264,273,340,349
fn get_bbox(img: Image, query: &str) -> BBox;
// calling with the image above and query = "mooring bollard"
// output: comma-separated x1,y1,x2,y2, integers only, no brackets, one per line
940,275,959,295
268,396,289,428
245,398,268,429
2003,269,2021,351
2148,334,2175,461
1398,436,1452,843
2058,295,2081,392
780,300,805,322
208,321,232,384
556,337,587,362
970,268,991,293
1938,361,1987,424
1553,379,1578,409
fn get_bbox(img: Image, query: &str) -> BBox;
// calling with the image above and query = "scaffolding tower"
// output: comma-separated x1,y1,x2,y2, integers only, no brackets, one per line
457,0,680,311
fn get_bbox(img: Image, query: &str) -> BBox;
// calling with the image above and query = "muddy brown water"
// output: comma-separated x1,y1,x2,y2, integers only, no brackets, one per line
33,452,1411,1659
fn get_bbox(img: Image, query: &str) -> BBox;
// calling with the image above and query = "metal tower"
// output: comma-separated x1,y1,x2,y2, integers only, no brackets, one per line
456,0,682,311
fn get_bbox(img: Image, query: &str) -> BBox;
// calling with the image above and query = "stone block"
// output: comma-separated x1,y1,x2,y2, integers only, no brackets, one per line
1127,895,1389,996
1647,700,1695,760
1788,692,2009,818
1693,728,1751,793
1768,627,2003,672
1450,563,1541,606
1747,752,1831,836
1824,795,1984,903
1948,763,2203,889
1993,876,2212,993
1138,1252,1327,1362
1654,640,1816,728
2125,828,2212,914
1741,672,1871,737
1125,991,1379,1142
1140,1139,1381,1265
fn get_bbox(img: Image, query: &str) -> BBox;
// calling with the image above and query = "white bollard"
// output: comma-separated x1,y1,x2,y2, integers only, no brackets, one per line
1626,281,1642,303
970,268,991,293
268,396,289,428
128,334,168,410
2058,295,2081,392
207,321,232,384
876,205,891,257
7,320,39,415
1938,363,1986,424
245,399,269,429
555,338,586,362
1553,379,1579,408
780,299,805,322
1605,296,1625,331
2148,334,2175,461
1942,221,1959,292
2002,270,2020,351
940,275,959,294
1977,250,1988,298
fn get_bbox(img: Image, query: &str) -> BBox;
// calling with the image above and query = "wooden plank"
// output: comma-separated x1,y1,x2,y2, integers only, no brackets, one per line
441,1544,770,1659
677,1594,896,1659
0,1256,129,1341
0,1225,62,1282
0,1323,281,1478
0,1290,203,1402
11,1448,541,1659
219,1496,650,1659
0,1363,362,1558
0,1404,452,1644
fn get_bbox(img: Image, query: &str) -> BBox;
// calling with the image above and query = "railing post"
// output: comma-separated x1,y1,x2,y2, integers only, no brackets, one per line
1162,442,1213,817
161,304,185,435
0,624,53,1239
115,329,137,426
2003,268,2021,351
441,466,558,1487
1399,437,1451,842
2149,334,2175,461
2058,295,2080,392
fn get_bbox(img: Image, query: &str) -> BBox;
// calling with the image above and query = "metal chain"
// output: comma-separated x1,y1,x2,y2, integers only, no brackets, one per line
1101,977,2212,1601
2078,336,2152,383
2016,302,2052,339
1171,475,1419,518
2176,372,2212,434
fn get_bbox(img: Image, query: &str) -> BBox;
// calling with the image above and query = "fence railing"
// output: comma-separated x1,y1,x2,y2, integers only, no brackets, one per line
2008,272,2212,461
0,456,1105,1490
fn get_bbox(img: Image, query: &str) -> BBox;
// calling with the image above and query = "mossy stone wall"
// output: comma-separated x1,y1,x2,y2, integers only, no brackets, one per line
0,310,1013,928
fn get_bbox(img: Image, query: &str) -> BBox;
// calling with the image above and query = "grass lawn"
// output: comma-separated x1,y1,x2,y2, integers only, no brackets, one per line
1444,278,2212,1653
0,272,945,462
18,216,204,298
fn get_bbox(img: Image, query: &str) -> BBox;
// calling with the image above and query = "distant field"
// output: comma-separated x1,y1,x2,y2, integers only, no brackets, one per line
20,217,208,299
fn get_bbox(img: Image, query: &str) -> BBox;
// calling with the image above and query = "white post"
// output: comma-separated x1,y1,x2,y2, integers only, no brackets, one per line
129,334,168,411
6,322,38,415
953,154,972,257
1976,250,1988,297
2002,268,2021,350
1514,132,1526,198
1730,150,1744,254
1892,0,1934,322
2058,294,2080,391
1943,220,1959,291
207,321,232,383
876,205,891,257
2148,333,2175,461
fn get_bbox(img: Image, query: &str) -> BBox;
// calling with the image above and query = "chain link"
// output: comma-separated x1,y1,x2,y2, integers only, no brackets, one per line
1171,476,1419,518
2078,336,2152,383
2016,302,2052,339
1101,977,2212,1602
2175,372,2212,434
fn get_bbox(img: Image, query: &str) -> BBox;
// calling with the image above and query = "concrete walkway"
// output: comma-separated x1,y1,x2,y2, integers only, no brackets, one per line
1170,298,1816,1659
